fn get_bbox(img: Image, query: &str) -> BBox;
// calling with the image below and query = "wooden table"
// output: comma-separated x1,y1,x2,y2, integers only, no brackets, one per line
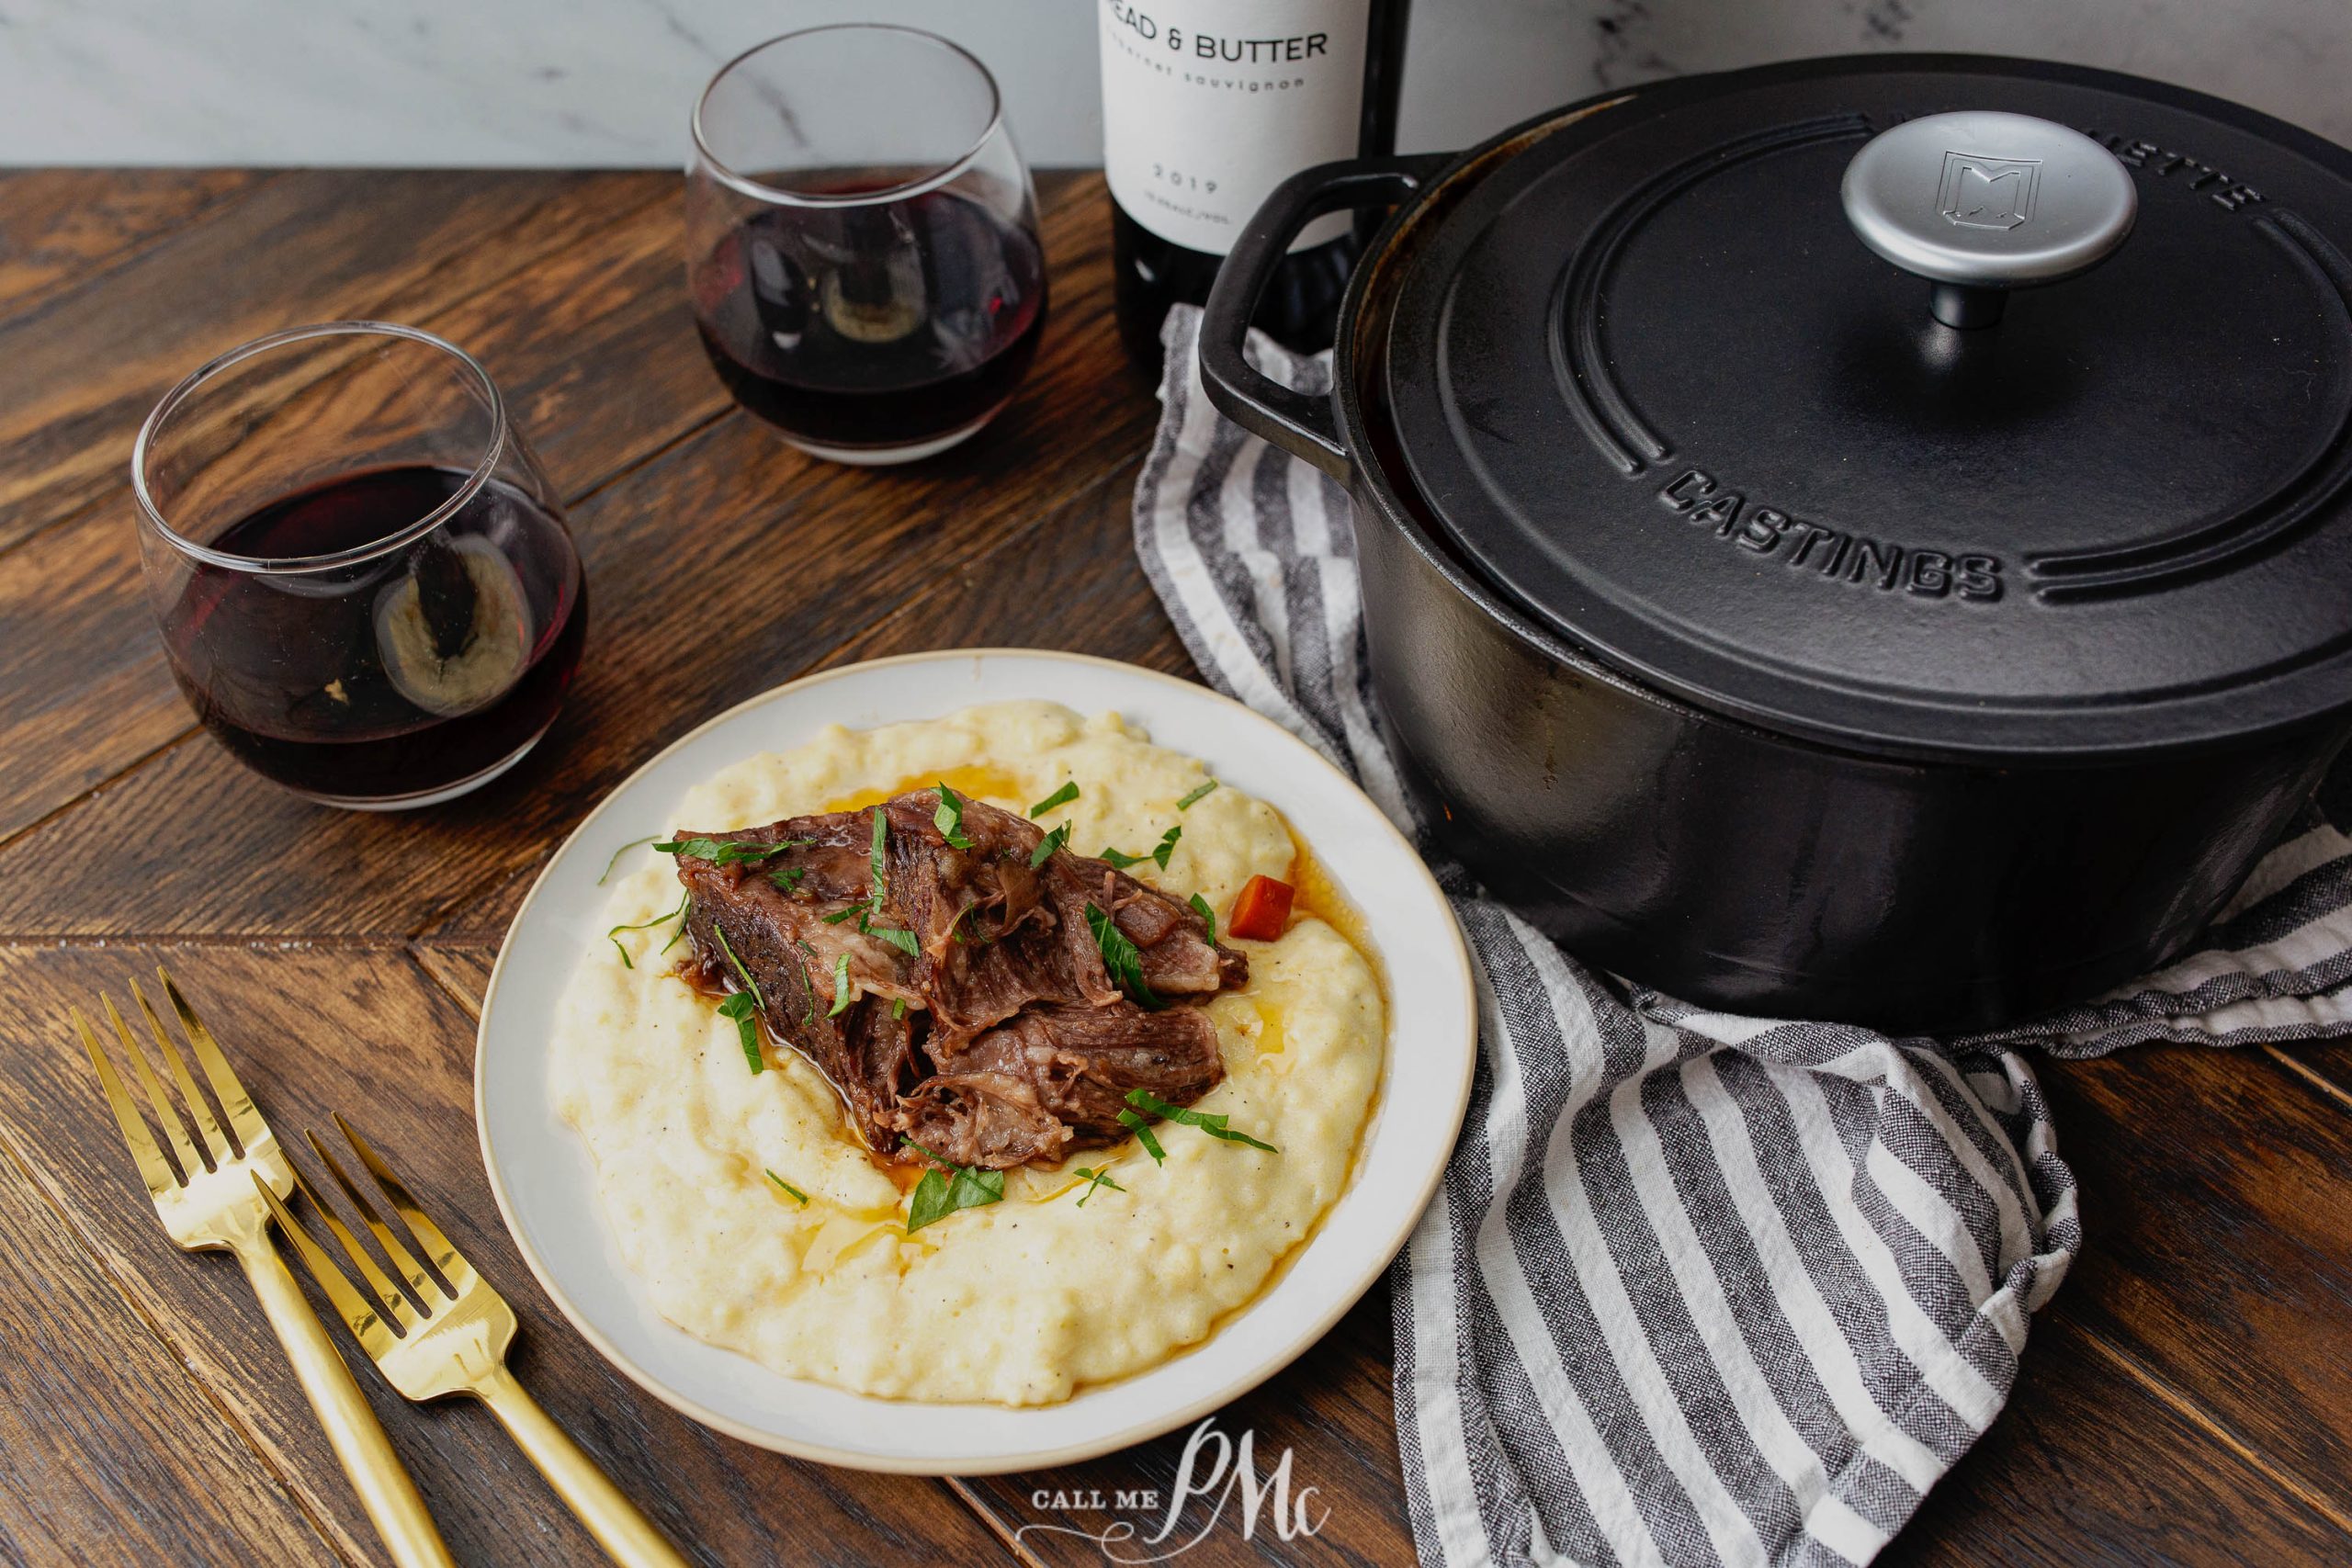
1,168,2347,1567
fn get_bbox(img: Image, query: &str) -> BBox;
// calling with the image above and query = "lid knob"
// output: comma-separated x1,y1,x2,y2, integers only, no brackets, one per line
1841,110,2137,329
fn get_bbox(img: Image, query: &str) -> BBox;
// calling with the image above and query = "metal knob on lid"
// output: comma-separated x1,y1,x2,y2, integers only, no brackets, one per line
1841,110,2137,328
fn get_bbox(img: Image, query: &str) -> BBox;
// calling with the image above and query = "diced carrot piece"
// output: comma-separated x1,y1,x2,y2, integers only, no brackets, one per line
1227,874,1295,942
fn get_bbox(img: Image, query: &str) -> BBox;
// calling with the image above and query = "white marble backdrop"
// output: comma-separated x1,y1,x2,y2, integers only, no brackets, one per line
3,0,2349,165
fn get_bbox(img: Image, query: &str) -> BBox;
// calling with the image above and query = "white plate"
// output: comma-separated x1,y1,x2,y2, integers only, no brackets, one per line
475,649,1476,1473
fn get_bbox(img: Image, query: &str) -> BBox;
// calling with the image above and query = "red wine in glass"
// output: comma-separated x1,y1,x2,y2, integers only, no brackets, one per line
160,466,588,805
692,186,1047,457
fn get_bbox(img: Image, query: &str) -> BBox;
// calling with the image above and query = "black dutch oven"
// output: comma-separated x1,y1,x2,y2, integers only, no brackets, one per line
1199,53,2352,1032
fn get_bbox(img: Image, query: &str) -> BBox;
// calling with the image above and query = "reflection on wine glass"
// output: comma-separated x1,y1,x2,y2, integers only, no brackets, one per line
131,322,588,809
687,25,1047,465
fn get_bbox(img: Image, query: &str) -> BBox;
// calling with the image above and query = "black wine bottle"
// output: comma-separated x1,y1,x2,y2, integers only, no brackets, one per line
1097,0,1411,369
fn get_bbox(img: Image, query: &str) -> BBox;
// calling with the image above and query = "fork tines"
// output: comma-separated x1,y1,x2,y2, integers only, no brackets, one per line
74,967,271,1194
254,1109,686,1563
260,1115,477,1344
74,968,460,1568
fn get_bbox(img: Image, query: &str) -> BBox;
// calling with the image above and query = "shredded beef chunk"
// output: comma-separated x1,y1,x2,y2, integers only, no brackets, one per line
895,1070,1069,1168
674,874,921,1152
954,1005,1225,1144
669,790,1247,1168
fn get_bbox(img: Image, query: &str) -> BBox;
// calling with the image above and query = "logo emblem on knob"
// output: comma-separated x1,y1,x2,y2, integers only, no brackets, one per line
1936,152,2041,231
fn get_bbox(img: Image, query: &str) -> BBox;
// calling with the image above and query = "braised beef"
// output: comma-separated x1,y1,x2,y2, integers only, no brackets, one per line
667,790,1249,1168
674,874,922,1152
893,1070,1069,1168
951,1005,1226,1143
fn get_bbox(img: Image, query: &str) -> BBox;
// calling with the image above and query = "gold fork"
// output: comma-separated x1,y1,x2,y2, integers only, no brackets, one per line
74,969,453,1568
262,1112,690,1568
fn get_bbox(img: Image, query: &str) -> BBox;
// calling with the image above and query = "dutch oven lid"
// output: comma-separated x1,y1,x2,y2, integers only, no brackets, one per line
1379,55,2352,758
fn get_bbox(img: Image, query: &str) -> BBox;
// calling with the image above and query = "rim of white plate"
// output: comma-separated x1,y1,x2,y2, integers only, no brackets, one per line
473,649,1476,1472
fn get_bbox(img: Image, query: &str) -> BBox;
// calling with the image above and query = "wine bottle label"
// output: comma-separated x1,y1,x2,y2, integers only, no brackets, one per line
1098,0,1369,255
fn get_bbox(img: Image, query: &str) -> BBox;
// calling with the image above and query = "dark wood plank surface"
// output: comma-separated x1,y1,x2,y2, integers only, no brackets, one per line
0,1122,341,1564
1,166,2347,1568
0,168,274,322
1881,1315,2352,1568
0,944,1008,1568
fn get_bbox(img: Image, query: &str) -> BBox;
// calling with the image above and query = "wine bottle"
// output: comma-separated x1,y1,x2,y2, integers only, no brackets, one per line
1097,0,1411,369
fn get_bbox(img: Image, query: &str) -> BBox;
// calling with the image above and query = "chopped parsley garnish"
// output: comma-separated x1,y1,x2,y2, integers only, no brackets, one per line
1125,1088,1278,1153
1099,826,1182,873
867,925,921,959
658,831,813,869
707,924,767,1074
933,784,974,849
1029,781,1080,817
1176,780,1219,810
718,993,763,1074
768,866,805,893
821,810,899,934
654,835,810,866
794,951,818,1025
711,924,763,1010
901,1138,1006,1234
821,899,916,957
765,1170,809,1206
1029,820,1071,868
1073,1166,1125,1207
1086,901,1164,1010
807,815,916,958
606,893,689,969
827,953,853,1017
1188,892,1217,944
598,834,660,885
1115,1111,1168,1165
654,836,729,861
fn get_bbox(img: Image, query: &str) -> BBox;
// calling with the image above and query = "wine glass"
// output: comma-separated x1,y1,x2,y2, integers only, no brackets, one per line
131,321,589,809
687,25,1047,464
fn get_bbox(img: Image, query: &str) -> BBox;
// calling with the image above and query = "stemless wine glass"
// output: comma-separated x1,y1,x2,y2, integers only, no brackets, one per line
687,25,1047,464
132,322,589,810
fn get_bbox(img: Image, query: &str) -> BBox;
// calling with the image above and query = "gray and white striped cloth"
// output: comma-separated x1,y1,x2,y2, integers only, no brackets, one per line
1133,306,2352,1568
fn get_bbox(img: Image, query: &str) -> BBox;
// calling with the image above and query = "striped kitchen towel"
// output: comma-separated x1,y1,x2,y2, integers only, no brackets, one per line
1133,305,2352,1568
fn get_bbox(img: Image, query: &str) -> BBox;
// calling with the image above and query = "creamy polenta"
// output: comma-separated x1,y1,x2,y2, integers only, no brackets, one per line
550,700,1385,1405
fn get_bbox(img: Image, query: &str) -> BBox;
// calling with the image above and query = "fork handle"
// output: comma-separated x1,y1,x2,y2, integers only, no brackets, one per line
475,1365,691,1567
234,1237,457,1568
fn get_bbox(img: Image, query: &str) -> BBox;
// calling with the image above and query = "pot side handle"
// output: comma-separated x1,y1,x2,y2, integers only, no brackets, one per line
1199,154,1446,480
